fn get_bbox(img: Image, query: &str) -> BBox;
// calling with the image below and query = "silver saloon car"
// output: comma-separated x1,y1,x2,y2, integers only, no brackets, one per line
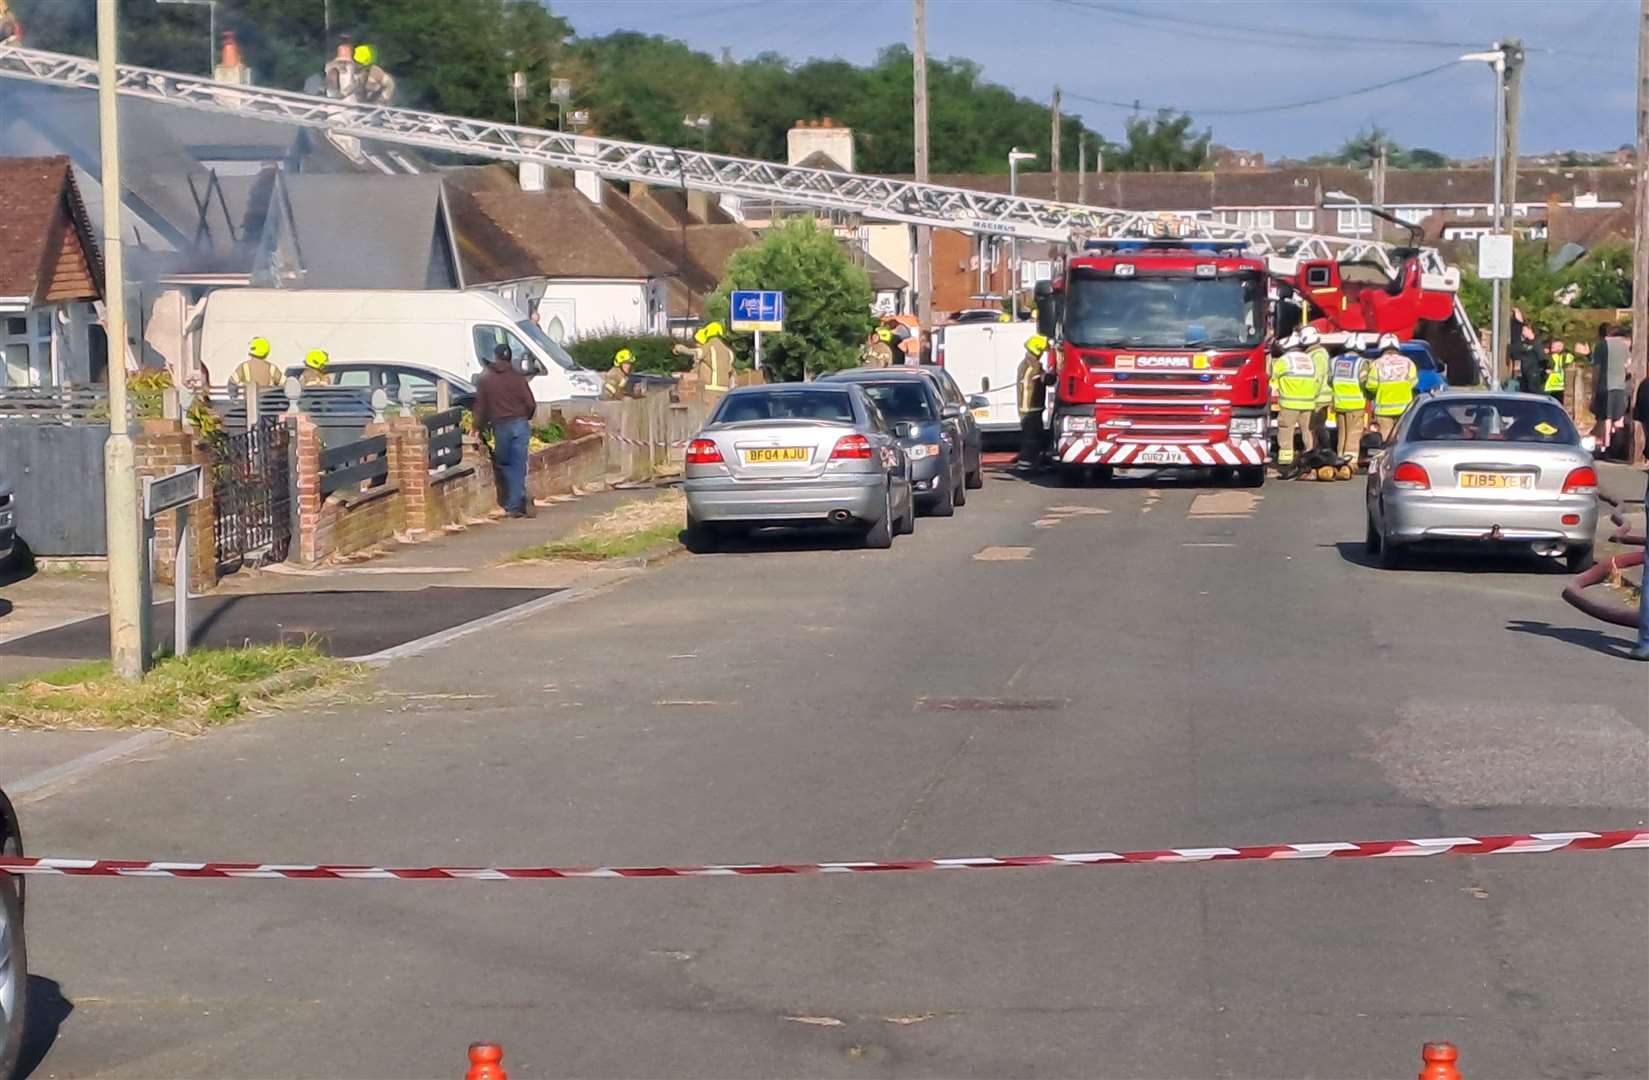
1365,392,1599,570
683,383,916,550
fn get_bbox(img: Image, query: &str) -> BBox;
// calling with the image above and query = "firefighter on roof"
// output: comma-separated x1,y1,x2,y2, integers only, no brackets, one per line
232,337,282,389
1363,333,1418,445
1271,329,1325,479
352,44,396,105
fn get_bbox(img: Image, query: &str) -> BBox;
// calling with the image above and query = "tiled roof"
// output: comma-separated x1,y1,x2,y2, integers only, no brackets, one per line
0,155,101,301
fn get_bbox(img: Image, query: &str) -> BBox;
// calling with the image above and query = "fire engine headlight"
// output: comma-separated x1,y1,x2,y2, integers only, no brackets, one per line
1229,417,1266,436
1061,415,1097,435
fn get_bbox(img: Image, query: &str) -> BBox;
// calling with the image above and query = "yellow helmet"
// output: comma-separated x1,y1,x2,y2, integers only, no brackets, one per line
352,44,376,66
248,336,271,359
997,312,1010,323
695,321,725,345
876,327,894,343
614,348,634,365
1026,334,1049,356
304,348,329,370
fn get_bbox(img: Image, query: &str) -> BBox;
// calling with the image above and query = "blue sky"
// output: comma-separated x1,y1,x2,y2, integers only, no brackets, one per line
549,0,1639,160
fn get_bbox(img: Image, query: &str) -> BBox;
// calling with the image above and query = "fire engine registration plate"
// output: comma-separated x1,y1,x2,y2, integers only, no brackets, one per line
744,447,809,464
1135,448,1191,465
1460,471,1533,490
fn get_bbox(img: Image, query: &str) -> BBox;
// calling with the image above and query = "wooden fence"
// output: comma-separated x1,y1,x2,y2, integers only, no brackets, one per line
318,433,389,498
423,407,465,475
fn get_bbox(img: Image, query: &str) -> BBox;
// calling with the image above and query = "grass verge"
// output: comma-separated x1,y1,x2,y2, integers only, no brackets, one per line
0,643,358,733
510,491,684,562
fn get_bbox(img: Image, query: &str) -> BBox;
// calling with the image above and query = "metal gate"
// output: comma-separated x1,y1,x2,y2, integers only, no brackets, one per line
212,415,292,569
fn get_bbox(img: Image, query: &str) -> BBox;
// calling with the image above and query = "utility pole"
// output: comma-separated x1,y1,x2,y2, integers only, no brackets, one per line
1078,134,1087,205
912,0,933,334
1371,142,1387,244
1051,85,1062,202
97,0,145,679
1494,38,1525,382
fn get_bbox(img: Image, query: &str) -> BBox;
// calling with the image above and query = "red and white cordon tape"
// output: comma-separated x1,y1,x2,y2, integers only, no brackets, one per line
1,830,1643,882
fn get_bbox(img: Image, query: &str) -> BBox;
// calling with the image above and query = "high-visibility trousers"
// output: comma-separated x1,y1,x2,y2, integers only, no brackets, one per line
1275,407,1314,464
1336,409,1367,459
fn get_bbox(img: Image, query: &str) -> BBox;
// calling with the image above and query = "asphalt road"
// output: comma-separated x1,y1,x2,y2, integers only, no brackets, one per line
12,466,1648,1079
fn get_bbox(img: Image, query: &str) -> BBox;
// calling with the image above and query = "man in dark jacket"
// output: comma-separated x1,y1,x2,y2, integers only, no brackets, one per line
472,343,537,518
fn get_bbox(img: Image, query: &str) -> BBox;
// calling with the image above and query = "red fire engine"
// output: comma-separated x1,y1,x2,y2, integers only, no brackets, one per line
1036,233,1465,485
1039,239,1273,485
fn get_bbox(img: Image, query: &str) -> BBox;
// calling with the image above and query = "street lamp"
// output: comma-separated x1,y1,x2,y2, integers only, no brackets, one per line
1007,147,1036,315
1324,188,1368,237
155,0,216,74
1460,47,1509,376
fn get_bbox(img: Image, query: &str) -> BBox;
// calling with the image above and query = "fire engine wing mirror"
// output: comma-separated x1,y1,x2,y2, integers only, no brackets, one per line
1033,280,1058,338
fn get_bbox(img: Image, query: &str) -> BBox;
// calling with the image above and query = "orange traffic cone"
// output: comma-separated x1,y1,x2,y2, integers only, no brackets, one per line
1419,1041,1461,1080
466,1041,507,1080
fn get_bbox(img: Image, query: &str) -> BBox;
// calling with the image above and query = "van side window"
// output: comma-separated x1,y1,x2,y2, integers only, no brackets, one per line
472,325,537,374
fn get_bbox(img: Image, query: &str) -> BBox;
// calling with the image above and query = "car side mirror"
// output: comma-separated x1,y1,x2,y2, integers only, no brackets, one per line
893,421,914,439
966,394,989,410
1580,434,1598,453
940,403,964,419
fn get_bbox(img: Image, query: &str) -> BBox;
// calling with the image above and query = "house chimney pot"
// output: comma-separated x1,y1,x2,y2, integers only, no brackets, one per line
214,29,253,85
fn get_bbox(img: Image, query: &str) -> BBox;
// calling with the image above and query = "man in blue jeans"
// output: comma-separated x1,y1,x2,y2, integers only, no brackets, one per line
472,342,537,518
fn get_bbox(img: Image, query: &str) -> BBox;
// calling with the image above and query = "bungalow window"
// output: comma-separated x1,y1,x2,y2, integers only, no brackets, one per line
1,313,50,387
1252,210,1275,229
1294,210,1313,228
1336,208,1372,234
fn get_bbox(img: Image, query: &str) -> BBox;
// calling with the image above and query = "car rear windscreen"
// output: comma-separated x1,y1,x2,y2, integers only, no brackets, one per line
1409,398,1578,444
717,390,856,424
857,382,935,421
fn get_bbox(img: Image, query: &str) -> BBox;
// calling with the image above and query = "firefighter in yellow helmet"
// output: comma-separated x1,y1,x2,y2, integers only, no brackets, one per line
1363,332,1418,446
298,348,332,386
1015,333,1050,471
352,43,396,104
1270,328,1326,478
231,336,282,389
1329,334,1372,479
865,325,896,367
604,347,635,399
671,320,735,395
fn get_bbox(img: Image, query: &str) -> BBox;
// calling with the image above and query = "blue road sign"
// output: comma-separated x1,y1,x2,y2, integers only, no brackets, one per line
730,290,785,332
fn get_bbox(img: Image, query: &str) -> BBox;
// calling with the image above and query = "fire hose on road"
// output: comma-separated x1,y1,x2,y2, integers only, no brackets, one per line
1562,491,1646,627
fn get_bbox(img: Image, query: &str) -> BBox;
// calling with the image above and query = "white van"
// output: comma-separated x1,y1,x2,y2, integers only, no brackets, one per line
191,289,604,402
935,321,1036,434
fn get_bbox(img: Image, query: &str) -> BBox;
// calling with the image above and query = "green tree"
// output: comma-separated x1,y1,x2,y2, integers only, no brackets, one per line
1111,110,1209,172
1569,243,1632,309
706,219,872,382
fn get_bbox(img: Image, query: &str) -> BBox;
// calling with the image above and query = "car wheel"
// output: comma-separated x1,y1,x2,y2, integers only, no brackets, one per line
896,490,917,536
926,474,956,517
862,488,895,549
683,511,719,554
1564,544,1595,573
965,453,984,489
952,462,967,508
0,796,25,1080
1237,466,1265,488
1378,535,1406,570
1364,513,1382,556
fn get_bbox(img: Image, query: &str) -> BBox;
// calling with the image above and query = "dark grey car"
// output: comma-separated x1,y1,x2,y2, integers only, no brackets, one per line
829,366,986,490
821,369,967,515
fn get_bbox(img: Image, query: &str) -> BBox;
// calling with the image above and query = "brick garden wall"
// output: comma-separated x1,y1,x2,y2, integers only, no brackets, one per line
134,418,217,593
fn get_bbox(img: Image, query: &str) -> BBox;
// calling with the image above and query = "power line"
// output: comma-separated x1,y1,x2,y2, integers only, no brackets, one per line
1048,0,1481,51
1064,60,1462,117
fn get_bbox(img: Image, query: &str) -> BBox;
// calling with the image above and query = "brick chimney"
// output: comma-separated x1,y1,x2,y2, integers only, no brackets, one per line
788,116,854,172
213,30,252,85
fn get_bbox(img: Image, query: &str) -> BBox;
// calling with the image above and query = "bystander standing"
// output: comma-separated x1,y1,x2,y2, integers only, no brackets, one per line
472,342,537,519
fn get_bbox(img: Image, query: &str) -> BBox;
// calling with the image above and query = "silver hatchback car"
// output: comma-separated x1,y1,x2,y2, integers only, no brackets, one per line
1365,392,1598,570
683,383,916,550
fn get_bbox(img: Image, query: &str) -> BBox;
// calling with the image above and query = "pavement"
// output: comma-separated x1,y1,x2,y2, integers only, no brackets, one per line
6,462,1648,1078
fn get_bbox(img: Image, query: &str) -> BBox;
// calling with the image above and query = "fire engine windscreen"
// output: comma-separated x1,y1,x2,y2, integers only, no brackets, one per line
1065,269,1264,350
